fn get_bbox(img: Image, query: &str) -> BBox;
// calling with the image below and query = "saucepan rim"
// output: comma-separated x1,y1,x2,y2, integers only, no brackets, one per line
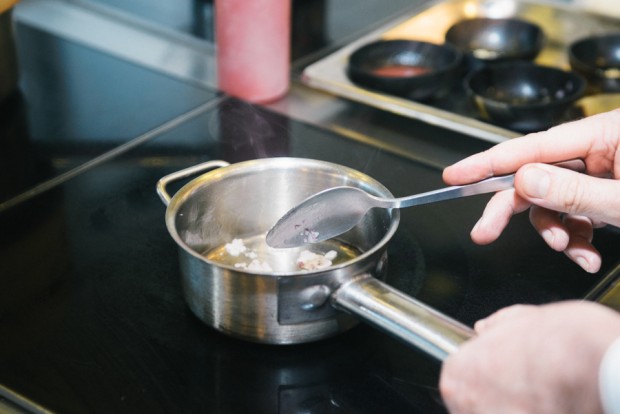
162,157,401,277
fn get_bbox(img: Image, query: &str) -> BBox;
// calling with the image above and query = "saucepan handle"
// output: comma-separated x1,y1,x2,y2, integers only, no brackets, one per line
331,275,474,361
156,160,230,206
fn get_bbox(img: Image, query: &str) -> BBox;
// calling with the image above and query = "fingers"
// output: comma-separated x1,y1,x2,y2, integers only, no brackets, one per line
470,185,603,272
442,109,620,275
529,208,601,272
469,189,531,244
530,206,601,273
516,163,620,227
443,301,620,414
528,206,570,251
563,215,601,273
443,108,620,185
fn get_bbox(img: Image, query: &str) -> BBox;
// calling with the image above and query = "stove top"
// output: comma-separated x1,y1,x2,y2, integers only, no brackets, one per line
2,1,620,413
3,93,619,413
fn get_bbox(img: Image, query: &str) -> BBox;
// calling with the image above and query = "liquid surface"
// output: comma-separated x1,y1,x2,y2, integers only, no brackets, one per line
204,234,362,273
371,65,431,77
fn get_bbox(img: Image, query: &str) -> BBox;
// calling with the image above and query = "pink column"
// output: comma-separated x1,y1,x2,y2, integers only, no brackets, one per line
215,0,291,103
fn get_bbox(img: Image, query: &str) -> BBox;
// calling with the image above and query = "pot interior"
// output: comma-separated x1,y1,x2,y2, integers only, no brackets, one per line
167,158,399,274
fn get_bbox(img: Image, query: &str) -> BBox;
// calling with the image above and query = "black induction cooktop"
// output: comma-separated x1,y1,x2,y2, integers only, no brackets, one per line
3,94,619,413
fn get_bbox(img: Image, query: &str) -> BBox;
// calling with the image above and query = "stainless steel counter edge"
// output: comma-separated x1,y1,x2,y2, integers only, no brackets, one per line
0,384,54,414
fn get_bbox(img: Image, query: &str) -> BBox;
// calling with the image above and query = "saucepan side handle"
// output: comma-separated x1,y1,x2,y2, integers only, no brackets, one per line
332,275,474,361
156,160,230,206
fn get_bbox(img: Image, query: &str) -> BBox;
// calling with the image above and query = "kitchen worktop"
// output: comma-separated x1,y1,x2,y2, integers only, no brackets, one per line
1,1,619,413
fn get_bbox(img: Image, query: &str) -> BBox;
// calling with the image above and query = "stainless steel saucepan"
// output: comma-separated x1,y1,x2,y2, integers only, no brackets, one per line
157,158,473,360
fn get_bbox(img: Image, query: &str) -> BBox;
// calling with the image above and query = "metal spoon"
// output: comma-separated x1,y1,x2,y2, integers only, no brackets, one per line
266,174,515,248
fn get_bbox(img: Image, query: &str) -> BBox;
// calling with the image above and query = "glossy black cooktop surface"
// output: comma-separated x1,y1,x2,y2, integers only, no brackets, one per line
3,95,619,413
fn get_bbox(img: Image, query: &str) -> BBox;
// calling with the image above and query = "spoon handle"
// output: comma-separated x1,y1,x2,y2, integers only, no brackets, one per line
390,174,515,208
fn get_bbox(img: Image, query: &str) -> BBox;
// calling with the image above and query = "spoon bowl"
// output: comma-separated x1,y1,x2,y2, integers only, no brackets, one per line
266,175,516,248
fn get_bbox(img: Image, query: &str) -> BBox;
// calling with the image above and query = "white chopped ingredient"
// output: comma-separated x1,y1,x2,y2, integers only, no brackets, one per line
225,238,247,257
223,239,336,272
300,229,319,243
233,259,272,272
296,249,338,271
222,238,272,271
247,259,273,271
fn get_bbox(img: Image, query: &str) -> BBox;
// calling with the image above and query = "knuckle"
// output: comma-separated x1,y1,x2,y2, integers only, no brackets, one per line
556,176,587,214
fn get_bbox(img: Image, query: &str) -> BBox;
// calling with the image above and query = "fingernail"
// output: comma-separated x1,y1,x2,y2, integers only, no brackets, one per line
541,229,554,246
522,167,550,199
471,219,481,235
576,256,591,273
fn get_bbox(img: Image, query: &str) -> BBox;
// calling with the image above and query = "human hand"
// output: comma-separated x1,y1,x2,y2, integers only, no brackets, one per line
443,109,620,273
439,300,620,414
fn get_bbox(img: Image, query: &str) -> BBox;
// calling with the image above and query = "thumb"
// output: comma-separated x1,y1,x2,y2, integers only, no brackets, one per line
515,164,620,226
